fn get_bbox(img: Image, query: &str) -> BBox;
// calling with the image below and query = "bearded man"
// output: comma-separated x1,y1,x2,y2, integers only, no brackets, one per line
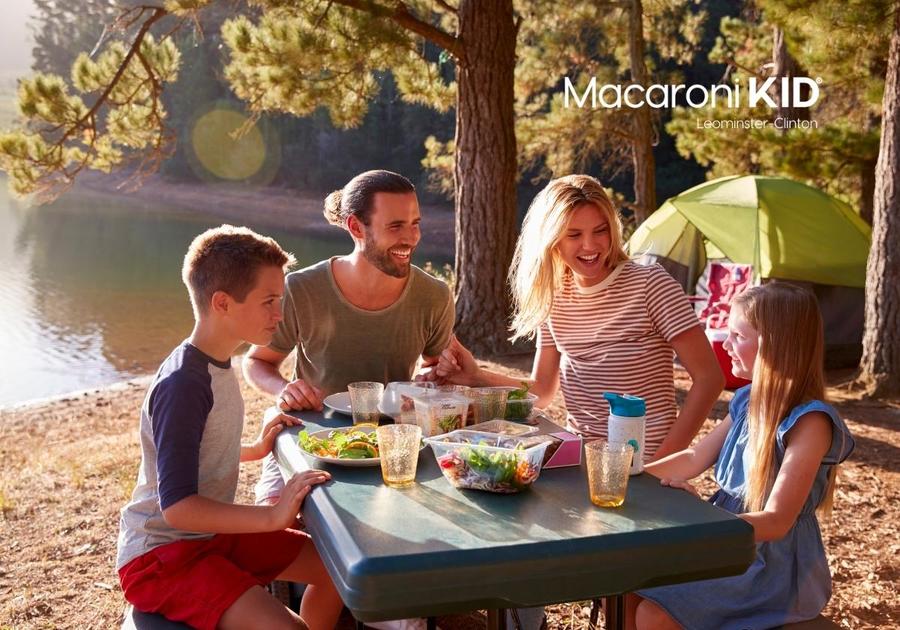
243,169,454,501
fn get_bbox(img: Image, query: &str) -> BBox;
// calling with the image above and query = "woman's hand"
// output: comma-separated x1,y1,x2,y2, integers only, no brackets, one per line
659,478,700,498
435,335,481,385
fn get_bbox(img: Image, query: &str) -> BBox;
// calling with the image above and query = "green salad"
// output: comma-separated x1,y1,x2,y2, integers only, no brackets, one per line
298,428,379,459
437,439,541,492
505,382,534,421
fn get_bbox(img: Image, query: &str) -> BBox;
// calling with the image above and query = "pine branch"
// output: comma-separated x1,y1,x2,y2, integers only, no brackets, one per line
434,0,457,14
60,6,168,146
26,5,174,201
328,0,463,62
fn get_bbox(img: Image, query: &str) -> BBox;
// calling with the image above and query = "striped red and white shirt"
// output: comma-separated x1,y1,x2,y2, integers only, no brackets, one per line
538,261,700,455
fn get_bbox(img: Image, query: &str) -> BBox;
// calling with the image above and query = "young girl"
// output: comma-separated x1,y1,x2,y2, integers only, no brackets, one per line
437,174,724,460
632,282,855,630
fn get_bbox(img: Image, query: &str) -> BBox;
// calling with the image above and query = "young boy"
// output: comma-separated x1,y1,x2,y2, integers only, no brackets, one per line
116,225,343,630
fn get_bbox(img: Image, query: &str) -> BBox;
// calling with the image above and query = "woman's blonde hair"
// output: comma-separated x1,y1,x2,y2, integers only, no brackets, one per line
509,175,629,341
734,283,839,516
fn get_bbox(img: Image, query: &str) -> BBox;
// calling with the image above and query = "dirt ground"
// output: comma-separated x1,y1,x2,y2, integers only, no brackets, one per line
0,357,897,629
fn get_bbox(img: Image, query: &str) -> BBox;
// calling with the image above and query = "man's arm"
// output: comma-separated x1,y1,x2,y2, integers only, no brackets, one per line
243,345,290,397
243,345,323,410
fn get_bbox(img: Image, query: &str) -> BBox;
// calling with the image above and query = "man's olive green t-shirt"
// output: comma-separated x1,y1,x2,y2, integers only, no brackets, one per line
268,258,455,395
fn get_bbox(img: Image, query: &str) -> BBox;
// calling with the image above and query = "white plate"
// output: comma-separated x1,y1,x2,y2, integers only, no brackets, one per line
323,392,352,415
300,426,381,467
298,426,426,468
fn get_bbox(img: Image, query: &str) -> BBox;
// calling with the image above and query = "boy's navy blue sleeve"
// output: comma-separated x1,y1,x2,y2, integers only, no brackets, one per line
150,372,213,511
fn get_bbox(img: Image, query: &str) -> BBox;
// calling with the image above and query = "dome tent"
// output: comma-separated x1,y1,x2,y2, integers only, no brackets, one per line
627,175,871,367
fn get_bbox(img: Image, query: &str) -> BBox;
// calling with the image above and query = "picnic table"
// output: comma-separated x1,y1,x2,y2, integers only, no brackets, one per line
274,410,755,630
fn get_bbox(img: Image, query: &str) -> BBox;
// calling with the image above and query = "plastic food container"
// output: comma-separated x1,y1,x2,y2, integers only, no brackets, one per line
437,385,474,424
466,419,539,437
394,383,437,423
382,381,416,418
412,392,470,437
425,430,550,493
467,387,509,424
503,392,539,421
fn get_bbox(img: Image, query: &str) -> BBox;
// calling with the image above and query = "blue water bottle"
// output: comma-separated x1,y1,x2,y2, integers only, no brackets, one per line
603,393,646,475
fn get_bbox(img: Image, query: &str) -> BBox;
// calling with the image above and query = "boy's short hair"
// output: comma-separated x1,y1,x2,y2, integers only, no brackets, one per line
182,225,295,315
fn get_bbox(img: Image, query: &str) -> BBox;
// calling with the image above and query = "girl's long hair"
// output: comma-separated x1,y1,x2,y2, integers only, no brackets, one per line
509,175,629,341
734,283,837,515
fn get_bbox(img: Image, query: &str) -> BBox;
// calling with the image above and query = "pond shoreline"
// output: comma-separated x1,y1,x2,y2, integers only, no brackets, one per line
70,172,458,259
0,173,456,409
0,376,154,413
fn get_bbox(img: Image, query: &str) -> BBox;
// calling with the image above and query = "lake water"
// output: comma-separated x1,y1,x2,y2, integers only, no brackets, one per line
0,181,447,407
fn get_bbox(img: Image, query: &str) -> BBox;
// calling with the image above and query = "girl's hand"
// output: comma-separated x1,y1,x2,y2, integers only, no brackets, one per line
435,335,480,385
269,471,331,530
659,478,700,498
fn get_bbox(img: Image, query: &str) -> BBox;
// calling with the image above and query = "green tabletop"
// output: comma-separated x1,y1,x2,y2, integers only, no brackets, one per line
274,411,755,623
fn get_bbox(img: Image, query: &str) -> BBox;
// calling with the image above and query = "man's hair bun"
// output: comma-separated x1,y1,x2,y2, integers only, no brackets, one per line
323,189,344,226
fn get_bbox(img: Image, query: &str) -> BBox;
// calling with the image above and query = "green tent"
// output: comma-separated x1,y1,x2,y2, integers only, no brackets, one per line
628,175,870,288
627,175,871,365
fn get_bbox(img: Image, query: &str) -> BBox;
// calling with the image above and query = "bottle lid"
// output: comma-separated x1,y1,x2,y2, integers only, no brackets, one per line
602,392,646,417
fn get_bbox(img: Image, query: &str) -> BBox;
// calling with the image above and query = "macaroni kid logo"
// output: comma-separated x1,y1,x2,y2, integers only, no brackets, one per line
564,76,823,130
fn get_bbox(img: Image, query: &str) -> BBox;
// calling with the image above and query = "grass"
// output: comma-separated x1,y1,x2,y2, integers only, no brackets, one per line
0,489,13,517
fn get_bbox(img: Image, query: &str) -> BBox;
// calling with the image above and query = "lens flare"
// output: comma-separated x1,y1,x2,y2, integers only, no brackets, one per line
189,107,268,181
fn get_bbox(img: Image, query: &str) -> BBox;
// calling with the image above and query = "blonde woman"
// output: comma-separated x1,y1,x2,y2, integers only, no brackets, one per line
438,174,723,459
632,283,855,630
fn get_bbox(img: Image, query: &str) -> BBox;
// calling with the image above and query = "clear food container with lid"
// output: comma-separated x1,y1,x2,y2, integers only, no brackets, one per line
425,430,549,493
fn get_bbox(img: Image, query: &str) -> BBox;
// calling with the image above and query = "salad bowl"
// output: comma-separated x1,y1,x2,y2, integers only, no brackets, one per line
425,430,550,493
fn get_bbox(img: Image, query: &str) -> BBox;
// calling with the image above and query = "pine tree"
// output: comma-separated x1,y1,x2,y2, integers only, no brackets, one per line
666,2,888,217
862,4,900,397
0,0,518,353
507,0,708,222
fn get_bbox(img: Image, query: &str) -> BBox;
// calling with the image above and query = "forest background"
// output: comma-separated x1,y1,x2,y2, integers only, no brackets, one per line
7,0,895,380
0,2,898,628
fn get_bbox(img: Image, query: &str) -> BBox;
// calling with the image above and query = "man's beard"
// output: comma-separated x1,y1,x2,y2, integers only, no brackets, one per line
362,233,413,279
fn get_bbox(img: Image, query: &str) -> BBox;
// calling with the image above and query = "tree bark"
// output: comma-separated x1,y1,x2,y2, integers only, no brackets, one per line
860,113,879,225
772,27,810,130
452,0,518,354
860,157,877,225
628,0,655,224
860,7,900,397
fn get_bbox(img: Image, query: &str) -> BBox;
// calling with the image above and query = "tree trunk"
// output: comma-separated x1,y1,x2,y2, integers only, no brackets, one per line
860,8,900,397
772,27,810,130
452,0,518,354
860,113,879,225
629,0,655,224
860,157,877,225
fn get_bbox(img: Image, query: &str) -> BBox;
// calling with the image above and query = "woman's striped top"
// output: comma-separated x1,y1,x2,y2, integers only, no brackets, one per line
538,261,700,455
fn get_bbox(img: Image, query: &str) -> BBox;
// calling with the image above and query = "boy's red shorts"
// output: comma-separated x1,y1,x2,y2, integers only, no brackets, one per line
118,529,308,630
